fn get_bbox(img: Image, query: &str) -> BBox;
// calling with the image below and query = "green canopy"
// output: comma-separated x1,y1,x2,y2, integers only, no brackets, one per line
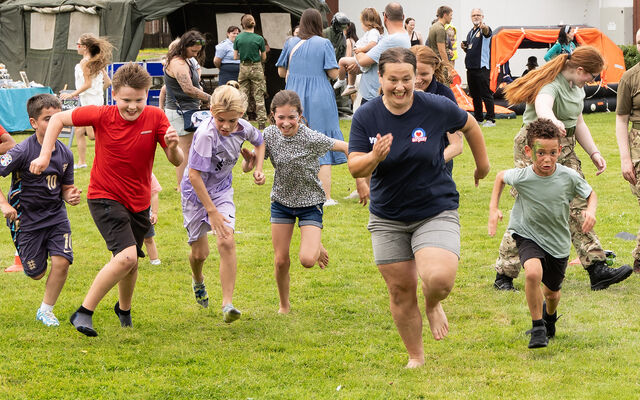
0,0,328,91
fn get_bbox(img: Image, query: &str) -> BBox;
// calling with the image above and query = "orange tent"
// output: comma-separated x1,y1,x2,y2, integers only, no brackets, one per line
489,26,626,92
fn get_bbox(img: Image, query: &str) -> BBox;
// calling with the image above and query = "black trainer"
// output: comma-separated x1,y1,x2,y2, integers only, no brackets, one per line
493,272,516,291
586,260,632,291
527,325,548,349
542,301,559,338
634,258,640,274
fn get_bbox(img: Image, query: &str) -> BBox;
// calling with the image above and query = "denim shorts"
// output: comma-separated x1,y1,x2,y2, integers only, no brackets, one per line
270,201,323,228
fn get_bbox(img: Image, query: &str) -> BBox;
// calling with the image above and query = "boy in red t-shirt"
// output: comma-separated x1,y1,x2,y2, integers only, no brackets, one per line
30,63,183,337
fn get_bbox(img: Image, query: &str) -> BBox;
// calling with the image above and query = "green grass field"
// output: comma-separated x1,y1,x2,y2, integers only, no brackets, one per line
1,112,640,399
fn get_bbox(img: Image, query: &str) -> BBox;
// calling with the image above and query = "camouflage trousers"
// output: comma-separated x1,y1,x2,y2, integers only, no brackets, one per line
238,62,267,125
627,128,640,260
494,125,606,278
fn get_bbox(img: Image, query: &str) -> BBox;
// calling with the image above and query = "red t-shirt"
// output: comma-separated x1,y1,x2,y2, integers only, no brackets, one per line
0,124,8,136
72,105,169,212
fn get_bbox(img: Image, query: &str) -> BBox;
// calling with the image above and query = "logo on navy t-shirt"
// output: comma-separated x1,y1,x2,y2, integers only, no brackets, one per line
411,128,427,143
0,154,12,166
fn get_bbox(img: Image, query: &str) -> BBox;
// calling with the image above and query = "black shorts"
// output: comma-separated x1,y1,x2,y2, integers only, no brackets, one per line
88,198,150,258
15,221,73,278
513,234,568,292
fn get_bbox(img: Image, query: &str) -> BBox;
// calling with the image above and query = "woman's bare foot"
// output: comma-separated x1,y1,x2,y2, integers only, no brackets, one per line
278,303,290,314
406,358,425,368
318,245,329,269
425,302,449,340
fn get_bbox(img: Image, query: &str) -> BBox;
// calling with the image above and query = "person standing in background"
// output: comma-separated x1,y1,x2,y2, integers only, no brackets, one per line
214,26,241,85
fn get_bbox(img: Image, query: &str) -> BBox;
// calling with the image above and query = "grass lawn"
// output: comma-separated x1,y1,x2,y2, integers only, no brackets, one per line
1,112,640,399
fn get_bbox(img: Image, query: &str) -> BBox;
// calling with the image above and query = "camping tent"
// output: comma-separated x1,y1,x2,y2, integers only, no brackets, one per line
0,0,328,92
489,26,626,92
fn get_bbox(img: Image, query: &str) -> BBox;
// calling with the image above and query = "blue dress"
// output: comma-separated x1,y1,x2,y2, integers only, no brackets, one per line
276,36,346,165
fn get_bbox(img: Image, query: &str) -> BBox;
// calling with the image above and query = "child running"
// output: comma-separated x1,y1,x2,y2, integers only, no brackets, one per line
333,7,383,97
263,90,366,314
30,63,183,337
488,118,597,349
0,94,81,327
180,82,265,323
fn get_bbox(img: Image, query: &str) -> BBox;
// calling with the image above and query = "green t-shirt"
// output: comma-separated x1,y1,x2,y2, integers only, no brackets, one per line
616,62,640,122
233,32,265,62
427,21,446,59
504,164,592,258
522,73,585,129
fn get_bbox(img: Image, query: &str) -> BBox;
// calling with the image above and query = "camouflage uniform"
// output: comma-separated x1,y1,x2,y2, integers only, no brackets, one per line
238,61,267,127
494,125,606,278
628,126,640,260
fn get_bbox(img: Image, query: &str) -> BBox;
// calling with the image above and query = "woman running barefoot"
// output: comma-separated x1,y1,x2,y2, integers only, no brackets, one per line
180,83,265,323
263,90,367,314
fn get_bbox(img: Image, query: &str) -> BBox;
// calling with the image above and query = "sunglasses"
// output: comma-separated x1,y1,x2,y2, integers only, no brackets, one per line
190,39,206,46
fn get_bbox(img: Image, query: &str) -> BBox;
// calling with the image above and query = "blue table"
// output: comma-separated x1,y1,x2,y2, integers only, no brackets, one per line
0,87,54,132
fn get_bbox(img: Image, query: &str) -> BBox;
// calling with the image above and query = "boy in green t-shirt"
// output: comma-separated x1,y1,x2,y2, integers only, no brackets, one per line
233,14,268,129
488,118,597,349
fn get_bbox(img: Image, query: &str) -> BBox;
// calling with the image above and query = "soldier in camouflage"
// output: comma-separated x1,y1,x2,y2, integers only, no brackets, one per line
615,29,640,273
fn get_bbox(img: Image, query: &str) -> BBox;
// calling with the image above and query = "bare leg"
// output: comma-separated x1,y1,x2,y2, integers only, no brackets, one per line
81,245,138,311
75,127,87,165
85,126,95,140
347,69,357,86
176,133,194,188
338,58,347,80
42,256,70,306
415,247,458,341
524,258,543,320
216,232,237,307
189,235,210,283
298,225,326,268
144,237,158,260
272,223,294,314
117,258,139,311
378,260,424,368
318,164,332,201
542,285,561,315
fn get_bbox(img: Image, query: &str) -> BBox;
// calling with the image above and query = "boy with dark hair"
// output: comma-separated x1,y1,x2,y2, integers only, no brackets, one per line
488,118,597,349
30,63,183,337
0,93,81,327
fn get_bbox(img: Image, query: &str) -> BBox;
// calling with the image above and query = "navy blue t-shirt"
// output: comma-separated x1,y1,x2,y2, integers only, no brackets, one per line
349,91,468,221
0,135,74,232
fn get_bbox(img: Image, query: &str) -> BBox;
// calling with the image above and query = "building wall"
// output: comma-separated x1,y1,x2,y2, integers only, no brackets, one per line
338,0,632,84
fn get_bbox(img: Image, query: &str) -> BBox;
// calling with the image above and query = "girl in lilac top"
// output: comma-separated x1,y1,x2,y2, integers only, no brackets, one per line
181,83,265,323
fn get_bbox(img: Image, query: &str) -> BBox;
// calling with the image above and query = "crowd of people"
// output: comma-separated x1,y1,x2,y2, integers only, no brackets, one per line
3,3,640,369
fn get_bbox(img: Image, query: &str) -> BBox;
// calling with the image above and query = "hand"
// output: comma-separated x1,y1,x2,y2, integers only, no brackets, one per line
150,213,158,225
209,210,232,239
591,152,606,175
356,179,369,206
63,185,82,205
460,42,468,51
372,133,393,162
29,155,51,175
353,48,362,54
253,170,265,185
1,202,17,221
581,210,596,233
164,127,179,149
552,120,566,137
474,168,488,187
447,131,463,147
59,93,73,100
488,209,503,236
621,159,636,185
345,63,359,73
240,148,256,170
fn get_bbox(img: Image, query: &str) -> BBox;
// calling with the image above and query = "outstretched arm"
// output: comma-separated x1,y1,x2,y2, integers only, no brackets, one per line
488,170,506,236
0,133,16,155
30,110,74,174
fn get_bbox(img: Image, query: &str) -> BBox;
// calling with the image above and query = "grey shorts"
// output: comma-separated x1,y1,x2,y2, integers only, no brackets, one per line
367,209,460,265
165,108,190,137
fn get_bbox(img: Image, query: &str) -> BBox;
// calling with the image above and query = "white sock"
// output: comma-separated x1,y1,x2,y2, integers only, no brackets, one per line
40,302,53,313
192,278,204,285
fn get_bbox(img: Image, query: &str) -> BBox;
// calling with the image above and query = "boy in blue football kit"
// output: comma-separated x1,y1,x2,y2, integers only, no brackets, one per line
488,118,597,349
0,94,81,327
